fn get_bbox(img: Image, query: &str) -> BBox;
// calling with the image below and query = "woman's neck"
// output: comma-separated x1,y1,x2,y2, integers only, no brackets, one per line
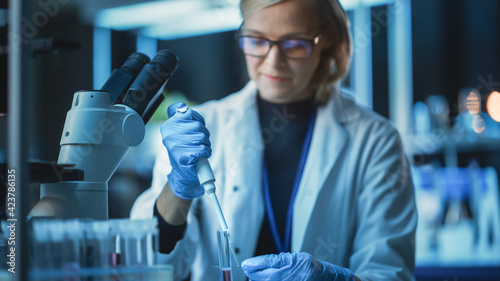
257,93,315,117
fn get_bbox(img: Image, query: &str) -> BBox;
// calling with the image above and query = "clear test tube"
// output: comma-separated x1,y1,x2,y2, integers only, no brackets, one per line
47,220,81,280
30,220,51,281
84,220,109,280
121,219,146,280
108,219,124,268
140,218,158,267
217,230,233,281
119,219,157,266
121,219,141,266
61,220,82,279
48,220,65,280
108,219,127,281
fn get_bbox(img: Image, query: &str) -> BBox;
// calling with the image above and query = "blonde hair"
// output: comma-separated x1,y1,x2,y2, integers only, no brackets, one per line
240,0,352,104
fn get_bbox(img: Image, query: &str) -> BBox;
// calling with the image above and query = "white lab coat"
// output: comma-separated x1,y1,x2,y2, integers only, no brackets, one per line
131,81,417,281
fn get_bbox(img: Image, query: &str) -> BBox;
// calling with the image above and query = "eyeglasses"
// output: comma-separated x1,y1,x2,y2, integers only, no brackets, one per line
237,34,321,59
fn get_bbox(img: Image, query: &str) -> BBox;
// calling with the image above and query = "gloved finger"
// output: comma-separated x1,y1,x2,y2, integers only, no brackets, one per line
167,102,188,118
242,253,292,272
176,144,212,166
161,118,210,142
245,268,283,281
171,108,206,125
167,103,206,126
185,132,211,147
173,118,210,138
241,256,267,272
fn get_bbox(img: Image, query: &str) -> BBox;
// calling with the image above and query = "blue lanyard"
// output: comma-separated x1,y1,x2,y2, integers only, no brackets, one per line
262,108,317,253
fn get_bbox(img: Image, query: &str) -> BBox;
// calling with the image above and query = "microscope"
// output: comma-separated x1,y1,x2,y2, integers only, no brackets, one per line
29,49,179,220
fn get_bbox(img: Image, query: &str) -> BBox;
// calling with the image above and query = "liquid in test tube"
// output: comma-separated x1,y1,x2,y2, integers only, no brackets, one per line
217,230,233,281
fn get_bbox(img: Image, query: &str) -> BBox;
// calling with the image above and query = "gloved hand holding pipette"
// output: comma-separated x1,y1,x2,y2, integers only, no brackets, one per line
160,102,212,199
160,102,239,267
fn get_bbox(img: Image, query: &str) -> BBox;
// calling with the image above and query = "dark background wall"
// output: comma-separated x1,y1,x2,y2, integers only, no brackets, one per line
157,31,248,103
410,0,500,169
412,0,500,114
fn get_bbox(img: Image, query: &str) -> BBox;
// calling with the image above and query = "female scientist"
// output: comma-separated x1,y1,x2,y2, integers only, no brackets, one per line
131,0,417,280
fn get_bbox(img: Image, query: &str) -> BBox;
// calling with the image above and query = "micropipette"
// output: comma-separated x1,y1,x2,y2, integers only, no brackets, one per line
175,105,239,266
197,157,240,267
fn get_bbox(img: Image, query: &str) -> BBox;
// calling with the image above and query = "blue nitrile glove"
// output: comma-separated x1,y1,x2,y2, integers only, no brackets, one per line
242,252,355,281
160,102,212,199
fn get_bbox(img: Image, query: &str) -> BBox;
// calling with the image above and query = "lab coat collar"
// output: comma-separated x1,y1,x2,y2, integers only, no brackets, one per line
228,82,361,124
223,81,259,117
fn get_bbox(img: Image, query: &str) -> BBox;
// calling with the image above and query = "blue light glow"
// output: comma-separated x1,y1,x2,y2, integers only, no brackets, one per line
94,0,393,40
136,35,157,58
93,27,111,90
95,0,209,30
143,7,242,40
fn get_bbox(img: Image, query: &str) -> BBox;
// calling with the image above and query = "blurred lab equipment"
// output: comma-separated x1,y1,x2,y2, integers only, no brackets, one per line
454,88,484,141
28,50,179,220
412,101,432,136
28,218,171,280
412,165,441,264
410,88,500,277
454,88,500,140
437,167,475,264
426,95,450,131
413,164,500,266
469,164,500,264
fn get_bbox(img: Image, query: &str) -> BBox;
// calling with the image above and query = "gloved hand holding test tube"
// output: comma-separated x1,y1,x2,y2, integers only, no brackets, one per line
165,103,239,267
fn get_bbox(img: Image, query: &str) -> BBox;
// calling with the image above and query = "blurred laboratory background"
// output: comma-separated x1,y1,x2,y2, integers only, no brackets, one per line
1,0,500,280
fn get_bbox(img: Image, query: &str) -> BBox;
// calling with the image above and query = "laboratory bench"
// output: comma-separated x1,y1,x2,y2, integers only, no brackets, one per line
415,266,500,281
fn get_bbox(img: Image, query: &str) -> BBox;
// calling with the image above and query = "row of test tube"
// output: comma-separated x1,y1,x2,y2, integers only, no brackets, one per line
27,218,172,281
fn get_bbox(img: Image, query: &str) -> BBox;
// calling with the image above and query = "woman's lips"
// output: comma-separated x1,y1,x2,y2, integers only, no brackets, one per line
263,74,289,82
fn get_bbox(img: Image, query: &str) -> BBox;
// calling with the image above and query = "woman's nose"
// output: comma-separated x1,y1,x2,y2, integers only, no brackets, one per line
264,44,287,68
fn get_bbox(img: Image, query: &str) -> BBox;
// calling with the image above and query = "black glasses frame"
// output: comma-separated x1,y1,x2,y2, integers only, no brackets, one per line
237,35,321,59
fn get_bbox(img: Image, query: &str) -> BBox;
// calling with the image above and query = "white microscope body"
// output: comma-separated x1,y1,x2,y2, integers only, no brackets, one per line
29,49,178,220
33,90,145,219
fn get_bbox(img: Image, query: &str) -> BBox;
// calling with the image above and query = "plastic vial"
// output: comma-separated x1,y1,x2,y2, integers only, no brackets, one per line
30,220,52,281
217,230,233,281
108,219,124,267
83,220,109,281
141,218,159,267
47,220,81,281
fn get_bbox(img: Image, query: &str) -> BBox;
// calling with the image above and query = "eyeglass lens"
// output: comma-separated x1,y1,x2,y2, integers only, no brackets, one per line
238,37,313,59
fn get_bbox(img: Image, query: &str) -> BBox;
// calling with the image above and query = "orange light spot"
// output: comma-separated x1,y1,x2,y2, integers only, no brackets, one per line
486,91,500,122
473,114,485,134
467,92,480,115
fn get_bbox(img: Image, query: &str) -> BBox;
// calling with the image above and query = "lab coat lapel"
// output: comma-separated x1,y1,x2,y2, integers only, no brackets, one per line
222,82,265,259
292,93,349,252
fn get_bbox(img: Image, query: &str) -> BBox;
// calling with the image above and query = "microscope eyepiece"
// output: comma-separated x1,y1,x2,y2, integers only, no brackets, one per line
101,52,151,103
121,52,151,75
150,49,179,72
122,49,179,120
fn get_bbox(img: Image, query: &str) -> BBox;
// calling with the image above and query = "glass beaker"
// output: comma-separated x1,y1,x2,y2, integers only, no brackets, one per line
217,230,232,281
